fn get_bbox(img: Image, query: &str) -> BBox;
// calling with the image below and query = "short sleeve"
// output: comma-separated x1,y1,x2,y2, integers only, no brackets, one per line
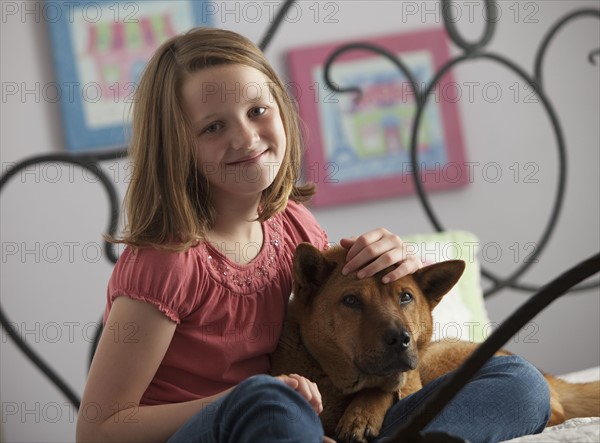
106,246,202,324
281,200,329,250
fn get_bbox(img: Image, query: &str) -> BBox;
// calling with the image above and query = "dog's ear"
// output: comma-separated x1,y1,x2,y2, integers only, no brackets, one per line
293,243,336,300
412,260,466,308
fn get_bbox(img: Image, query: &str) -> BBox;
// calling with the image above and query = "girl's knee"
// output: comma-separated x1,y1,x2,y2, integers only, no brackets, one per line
237,374,281,392
489,355,548,395
231,374,315,413
236,375,296,398
224,375,323,440
485,355,551,428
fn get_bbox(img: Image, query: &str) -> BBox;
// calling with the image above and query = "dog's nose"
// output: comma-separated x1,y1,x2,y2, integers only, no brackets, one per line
384,329,411,350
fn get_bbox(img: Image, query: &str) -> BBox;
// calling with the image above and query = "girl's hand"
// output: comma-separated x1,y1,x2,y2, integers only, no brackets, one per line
276,374,323,415
340,228,422,284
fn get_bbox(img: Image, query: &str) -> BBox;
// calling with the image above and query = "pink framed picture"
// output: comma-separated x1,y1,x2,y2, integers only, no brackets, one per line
287,28,468,207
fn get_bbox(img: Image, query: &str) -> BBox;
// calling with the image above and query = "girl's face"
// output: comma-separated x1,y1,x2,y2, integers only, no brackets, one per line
183,64,287,202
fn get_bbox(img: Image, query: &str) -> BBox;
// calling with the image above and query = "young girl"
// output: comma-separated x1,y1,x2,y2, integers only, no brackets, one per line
76,28,550,443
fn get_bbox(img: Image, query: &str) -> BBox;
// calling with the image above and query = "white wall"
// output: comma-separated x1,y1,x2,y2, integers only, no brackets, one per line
1,1,599,441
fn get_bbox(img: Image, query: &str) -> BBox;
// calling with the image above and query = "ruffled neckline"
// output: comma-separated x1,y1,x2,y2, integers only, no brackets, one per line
198,215,285,293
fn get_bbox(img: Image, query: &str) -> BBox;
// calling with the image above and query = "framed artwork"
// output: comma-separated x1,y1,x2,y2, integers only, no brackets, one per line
47,0,211,152
287,28,468,207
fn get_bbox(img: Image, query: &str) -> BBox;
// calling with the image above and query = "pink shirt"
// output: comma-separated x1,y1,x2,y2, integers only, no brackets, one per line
104,201,328,405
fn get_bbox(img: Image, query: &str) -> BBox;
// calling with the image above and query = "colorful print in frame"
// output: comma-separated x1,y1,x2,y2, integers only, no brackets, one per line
47,0,211,152
287,28,468,207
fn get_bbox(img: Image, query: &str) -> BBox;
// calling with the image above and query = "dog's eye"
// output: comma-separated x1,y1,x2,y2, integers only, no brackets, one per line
342,294,362,309
399,291,413,305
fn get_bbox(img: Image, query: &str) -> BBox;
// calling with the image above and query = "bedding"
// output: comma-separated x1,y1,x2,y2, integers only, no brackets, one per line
502,417,600,442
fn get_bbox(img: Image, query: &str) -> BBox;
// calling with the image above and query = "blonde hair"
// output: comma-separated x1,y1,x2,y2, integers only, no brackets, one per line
112,27,315,251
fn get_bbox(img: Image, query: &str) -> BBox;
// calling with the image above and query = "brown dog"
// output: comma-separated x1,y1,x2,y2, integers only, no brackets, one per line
270,243,466,441
270,243,600,442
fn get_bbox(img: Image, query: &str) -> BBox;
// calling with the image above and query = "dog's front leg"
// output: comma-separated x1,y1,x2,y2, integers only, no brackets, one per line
335,389,395,443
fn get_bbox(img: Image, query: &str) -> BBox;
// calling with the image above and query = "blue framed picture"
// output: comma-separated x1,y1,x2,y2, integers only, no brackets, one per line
47,0,212,152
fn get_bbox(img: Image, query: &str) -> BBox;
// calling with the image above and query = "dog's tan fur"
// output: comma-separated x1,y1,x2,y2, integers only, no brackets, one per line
270,244,600,442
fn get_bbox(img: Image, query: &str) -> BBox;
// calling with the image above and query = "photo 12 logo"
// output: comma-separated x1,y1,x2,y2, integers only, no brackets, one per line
202,1,340,24
400,1,540,24
1,1,140,24
1,81,137,105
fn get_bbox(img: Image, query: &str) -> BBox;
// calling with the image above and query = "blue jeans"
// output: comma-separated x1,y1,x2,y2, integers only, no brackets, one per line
167,356,551,443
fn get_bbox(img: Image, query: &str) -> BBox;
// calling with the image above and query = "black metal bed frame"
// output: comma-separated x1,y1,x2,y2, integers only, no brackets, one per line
1,1,598,441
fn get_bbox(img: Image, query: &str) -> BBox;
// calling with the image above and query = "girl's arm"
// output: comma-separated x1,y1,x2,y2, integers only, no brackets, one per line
76,296,230,443
76,297,325,443
340,228,423,283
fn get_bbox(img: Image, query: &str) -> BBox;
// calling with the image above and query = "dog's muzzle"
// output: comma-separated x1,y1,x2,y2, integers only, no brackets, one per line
354,328,417,376
383,329,411,351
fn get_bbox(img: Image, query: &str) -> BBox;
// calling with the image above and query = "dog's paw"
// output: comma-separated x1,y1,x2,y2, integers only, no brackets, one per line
334,390,394,442
335,407,384,443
